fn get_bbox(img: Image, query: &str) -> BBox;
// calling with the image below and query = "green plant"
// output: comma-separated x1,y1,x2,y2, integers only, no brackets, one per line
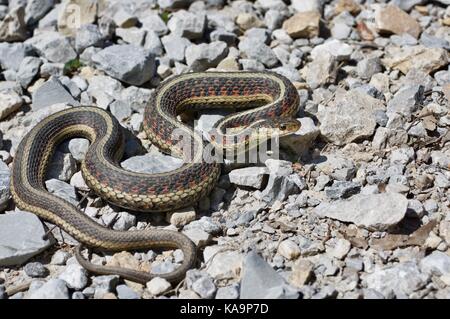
64,59,83,75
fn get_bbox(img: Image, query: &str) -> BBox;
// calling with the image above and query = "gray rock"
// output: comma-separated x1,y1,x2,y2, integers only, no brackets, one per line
146,277,172,296
109,100,131,122
186,270,216,299
387,85,424,117
121,151,183,174
325,181,361,199
0,211,54,266
216,284,239,299
259,174,300,204
92,275,120,292
75,24,106,53
168,10,206,40
50,250,71,265
25,0,54,26
24,262,48,278
229,167,269,189
204,249,243,280
116,27,146,46
16,56,42,88
314,192,408,231
91,45,156,86
40,62,65,77
140,13,168,36
420,32,450,50
144,31,163,56
112,212,137,231
419,251,450,276
0,160,11,210
26,31,77,64
365,262,427,298
45,179,78,206
281,117,320,155
357,57,382,80
240,58,265,71
58,263,88,290
185,41,228,71
303,53,337,89
68,138,89,162
161,34,191,63
310,39,353,61
47,151,77,182
116,285,140,299
27,279,69,299
151,260,177,275
238,37,278,68
32,77,79,110
317,90,385,145
0,43,34,71
240,251,299,299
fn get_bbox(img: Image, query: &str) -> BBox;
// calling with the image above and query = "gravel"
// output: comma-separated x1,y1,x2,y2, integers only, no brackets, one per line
1,0,449,300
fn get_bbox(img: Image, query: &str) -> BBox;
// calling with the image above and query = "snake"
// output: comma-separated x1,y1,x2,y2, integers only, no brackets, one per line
10,71,301,284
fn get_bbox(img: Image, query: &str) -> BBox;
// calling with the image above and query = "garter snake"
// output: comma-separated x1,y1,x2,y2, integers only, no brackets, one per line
10,71,300,284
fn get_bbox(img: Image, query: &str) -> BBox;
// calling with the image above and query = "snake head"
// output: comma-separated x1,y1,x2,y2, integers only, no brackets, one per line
252,118,301,137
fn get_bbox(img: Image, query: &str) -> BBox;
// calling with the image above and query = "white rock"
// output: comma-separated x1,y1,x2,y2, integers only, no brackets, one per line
314,193,408,231
278,240,301,260
146,277,171,296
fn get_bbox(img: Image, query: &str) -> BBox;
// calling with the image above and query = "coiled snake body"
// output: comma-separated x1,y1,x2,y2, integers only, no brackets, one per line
10,71,300,284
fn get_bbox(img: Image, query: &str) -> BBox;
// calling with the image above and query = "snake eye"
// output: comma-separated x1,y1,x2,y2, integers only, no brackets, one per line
280,124,287,130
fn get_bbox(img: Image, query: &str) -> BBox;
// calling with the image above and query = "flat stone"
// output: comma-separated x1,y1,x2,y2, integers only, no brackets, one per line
0,211,53,266
229,167,269,189
32,77,79,110
288,259,314,288
58,263,89,290
121,151,183,174
25,31,77,64
185,41,228,71
116,284,140,299
310,39,353,61
282,11,321,39
146,277,171,296
240,251,299,299
387,85,423,117
0,43,34,71
27,279,69,299
205,249,243,280
236,13,264,31
382,45,448,75
375,4,421,38
314,192,408,231
91,45,156,86
45,179,78,206
167,10,205,40
47,151,77,182
140,13,168,36
317,90,385,145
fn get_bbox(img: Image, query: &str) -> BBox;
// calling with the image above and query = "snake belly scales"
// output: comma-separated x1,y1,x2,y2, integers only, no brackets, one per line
10,71,300,284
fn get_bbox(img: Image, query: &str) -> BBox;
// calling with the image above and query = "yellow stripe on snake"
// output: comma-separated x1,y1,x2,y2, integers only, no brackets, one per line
10,71,300,284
